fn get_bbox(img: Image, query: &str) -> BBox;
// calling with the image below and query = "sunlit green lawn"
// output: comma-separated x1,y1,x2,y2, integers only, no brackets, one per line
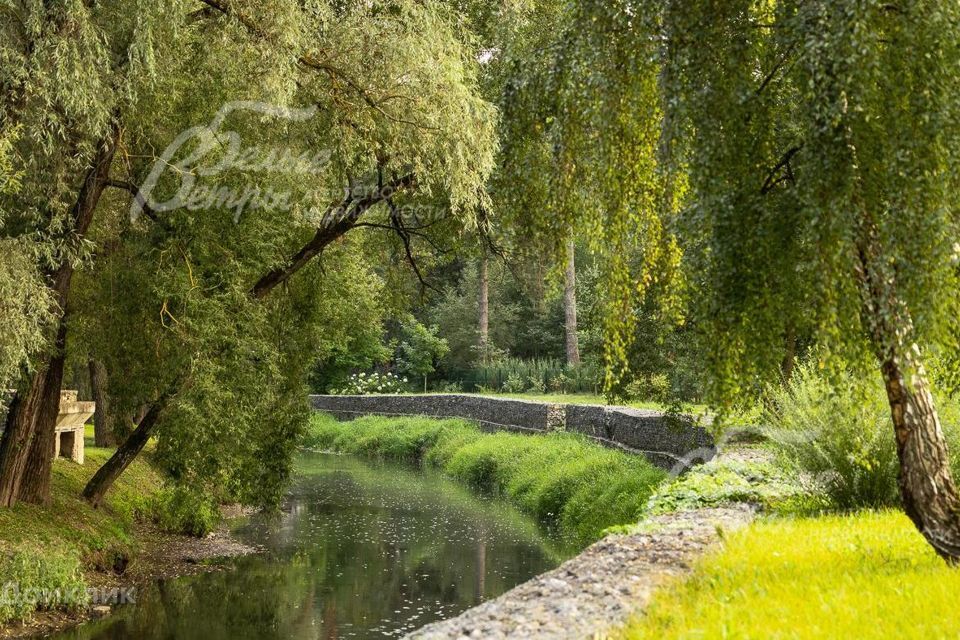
618,510,960,639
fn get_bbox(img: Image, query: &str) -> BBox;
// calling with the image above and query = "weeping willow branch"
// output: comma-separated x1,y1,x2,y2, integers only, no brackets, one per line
250,172,416,299
760,144,803,194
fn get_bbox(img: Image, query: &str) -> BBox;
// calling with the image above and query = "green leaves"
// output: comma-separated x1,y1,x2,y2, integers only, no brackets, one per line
496,0,677,393
0,241,55,392
661,0,960,407
2,0,500,506
396,316,450,380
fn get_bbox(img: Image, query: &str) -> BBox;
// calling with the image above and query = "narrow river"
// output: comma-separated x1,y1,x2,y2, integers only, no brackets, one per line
55,453,571,639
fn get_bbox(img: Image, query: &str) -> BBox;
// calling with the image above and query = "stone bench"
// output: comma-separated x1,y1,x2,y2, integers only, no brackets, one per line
0,390,94,465
54,391,94,465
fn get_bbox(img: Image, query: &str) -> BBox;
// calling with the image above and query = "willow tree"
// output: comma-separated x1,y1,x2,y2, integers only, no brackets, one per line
0,131,54,393
1,0,495,507
0,0,300,505
0,0,187,505
663,0,960,560
496,0,679,389
76,0,496,506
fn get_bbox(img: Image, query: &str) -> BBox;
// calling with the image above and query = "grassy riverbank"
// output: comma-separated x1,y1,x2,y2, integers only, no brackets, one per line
305,413,666,545
0,435,226,631
617,510,960,639
0,445,163,625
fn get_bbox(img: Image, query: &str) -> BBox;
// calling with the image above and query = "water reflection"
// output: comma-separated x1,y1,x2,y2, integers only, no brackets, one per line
55,453,570,639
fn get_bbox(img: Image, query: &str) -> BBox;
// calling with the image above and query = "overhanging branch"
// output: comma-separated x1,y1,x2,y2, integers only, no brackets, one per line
388,198,437,294
105,179,157,221
249,173,416,299
761,145,803,194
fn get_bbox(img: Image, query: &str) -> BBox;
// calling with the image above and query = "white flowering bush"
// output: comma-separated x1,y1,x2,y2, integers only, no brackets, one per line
332,372,408,395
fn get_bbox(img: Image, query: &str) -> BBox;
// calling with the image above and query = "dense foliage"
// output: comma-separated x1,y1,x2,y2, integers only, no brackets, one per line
1,0,498,508
4,0,960,563
661,0,960,403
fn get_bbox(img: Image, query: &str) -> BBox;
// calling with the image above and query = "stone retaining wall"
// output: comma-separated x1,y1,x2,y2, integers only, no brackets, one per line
309,394,715,471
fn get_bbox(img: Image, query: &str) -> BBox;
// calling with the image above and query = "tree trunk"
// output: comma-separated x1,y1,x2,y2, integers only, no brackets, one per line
880,352,960,561
563,237,581,367
0,381,45,506
0,127,118,507
83,399,164,507
857,227,960,562
88,360,115,447
0,290,70,507
478,253,489,363
16,320,69,505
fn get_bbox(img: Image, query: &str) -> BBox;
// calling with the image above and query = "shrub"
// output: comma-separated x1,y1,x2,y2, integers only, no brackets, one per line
623,373,672,404
648,373,670,403
148,486,221,537
437,380,463,393
331,372,407,395
548,372,571,394
526,375,546,394
646,455,802,514
502,373,525,394
468,357,602,394
764,361,960,511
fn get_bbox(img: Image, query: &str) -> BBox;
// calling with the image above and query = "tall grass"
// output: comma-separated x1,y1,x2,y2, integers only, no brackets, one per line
764,360,960,510
0,548,87,623
0,445,166,625
304,413,665,546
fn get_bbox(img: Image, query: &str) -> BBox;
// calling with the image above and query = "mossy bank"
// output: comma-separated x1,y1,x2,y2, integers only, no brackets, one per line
305,413,667,546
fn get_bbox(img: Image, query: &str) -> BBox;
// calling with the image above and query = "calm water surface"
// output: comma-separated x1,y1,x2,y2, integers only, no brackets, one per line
54,453,570,640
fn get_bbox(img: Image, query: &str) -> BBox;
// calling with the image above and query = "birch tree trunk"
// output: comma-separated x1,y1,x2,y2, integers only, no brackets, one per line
858,228,960,562
879,351,960,562
478,253,490,363
563,237,581,366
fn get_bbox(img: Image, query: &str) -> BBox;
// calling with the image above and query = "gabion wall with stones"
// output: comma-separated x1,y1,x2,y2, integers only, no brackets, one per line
309,394,716,471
